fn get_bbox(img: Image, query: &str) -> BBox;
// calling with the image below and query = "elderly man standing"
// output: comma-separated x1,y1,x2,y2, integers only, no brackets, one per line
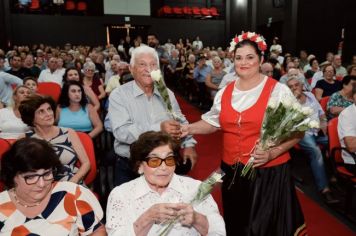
108,45,197,186
287,77,339,204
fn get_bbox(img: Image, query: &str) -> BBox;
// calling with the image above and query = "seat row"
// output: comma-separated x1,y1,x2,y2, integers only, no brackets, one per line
158,6,220,18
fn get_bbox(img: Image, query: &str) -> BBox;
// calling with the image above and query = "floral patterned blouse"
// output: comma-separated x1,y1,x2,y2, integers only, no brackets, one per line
0,182,103,235
326,91,353,119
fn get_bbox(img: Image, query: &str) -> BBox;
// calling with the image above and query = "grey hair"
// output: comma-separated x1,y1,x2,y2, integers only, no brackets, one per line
130,45,160,68
212,56,222,63
188,54,196,62
83,61,96,71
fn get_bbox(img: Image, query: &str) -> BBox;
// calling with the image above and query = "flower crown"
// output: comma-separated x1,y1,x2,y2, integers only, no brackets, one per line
229,32,267,54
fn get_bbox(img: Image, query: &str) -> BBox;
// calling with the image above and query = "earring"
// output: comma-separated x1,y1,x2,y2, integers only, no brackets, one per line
138,167,143,175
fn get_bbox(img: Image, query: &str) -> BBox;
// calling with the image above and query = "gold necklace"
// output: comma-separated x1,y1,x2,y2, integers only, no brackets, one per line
12,190,42,208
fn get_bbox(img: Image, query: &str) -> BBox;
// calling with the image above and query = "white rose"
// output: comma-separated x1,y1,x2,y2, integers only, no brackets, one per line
229,41,236,52
301,106,313,116
150,70,161,82
210,172,224,182
282,96,293,108
309,120,320,129
268,98,278,109
247,32,255,38
238,35,243,42
255,37,262,43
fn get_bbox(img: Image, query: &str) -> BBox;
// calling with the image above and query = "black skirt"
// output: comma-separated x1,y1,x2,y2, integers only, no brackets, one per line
221,161,307,236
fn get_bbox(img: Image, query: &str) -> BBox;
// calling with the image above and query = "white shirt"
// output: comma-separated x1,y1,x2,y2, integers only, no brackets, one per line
203,76,296,127
38,69,64,86
106,174,226,236
338,104,356,164
0,107,29,139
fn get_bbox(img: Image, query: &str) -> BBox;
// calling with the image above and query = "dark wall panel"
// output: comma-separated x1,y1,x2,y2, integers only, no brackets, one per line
10,14,225,48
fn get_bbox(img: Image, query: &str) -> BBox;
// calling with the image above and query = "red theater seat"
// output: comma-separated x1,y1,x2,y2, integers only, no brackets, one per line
210,7,220,16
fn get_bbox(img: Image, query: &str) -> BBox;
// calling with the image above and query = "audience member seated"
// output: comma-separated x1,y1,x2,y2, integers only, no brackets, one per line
105,61,126,95
0,71,23,107
23,76,38,93
333,55,347,78
82,61,106,100
305,58,320,79
6,55,33,79
287,77,339,204
63,67,100,111
182,54,197,102
0,138,106,235
18,94,90,184
194,55,211,108
260,62,274,78
57,81,103,138
280,67,311,91
106,131,226,235
347,64,356,76
0,85,31,139
327,75,356,120
38,57,63,86
314,64,342,101
205,56,226,99
338,83,356,174
23,54,41,78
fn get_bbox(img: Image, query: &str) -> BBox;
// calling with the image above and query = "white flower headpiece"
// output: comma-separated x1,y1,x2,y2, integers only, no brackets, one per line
229,31,267,54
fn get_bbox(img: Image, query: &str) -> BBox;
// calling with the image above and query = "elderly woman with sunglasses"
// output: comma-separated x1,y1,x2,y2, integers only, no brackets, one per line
106,131,225,236
0,138,106,235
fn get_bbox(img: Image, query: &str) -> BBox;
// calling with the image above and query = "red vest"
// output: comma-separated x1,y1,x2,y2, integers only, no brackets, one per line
219,78,290,167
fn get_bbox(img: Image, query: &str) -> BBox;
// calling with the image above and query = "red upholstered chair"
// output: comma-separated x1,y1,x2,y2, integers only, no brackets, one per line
182,6,192,16
200,7,211,17
37,82,61,103
209,7,220,16
76,132,97,186
0,139,12,191
29,0,40,10
328,118,356,214
319,96,330,113
172,7,183,16
77,1,87,12
159,5,173,17
192,6,201,17
65,0,76,11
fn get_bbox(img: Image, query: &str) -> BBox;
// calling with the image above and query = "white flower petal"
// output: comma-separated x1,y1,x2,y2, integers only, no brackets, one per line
150,70,161,82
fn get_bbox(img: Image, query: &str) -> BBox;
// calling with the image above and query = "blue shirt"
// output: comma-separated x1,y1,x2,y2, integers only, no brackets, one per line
194,65,211,83
58,106,93,132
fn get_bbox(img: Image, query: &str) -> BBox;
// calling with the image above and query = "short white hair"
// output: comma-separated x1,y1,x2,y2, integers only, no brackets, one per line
130,45,160,68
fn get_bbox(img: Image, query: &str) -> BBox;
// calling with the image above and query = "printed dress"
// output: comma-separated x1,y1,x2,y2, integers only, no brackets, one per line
0,181,103,235
26,127,79,181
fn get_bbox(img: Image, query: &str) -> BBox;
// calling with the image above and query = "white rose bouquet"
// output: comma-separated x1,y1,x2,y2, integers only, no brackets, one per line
150,69,184,122
241,97,319,179
157,170,225,236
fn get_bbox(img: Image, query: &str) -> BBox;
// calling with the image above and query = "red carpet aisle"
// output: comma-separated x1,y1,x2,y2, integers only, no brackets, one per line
177,96,355,236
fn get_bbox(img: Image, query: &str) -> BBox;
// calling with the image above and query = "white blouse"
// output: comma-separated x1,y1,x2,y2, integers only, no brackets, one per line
106,174,226,236
0,107,29,139
202,76,296,127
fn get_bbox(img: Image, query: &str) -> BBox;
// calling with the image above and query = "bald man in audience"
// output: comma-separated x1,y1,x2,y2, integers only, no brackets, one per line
260,62,274,78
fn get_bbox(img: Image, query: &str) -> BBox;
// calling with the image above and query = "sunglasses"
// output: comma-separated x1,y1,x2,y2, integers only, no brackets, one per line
145,155,176,168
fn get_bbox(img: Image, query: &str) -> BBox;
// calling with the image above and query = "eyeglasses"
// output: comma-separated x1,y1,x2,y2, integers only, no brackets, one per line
21,170,54,185
145,155,176,168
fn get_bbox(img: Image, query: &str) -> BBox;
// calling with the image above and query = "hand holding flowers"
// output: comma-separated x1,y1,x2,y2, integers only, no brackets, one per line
158,170,224,236
241,97,319,179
